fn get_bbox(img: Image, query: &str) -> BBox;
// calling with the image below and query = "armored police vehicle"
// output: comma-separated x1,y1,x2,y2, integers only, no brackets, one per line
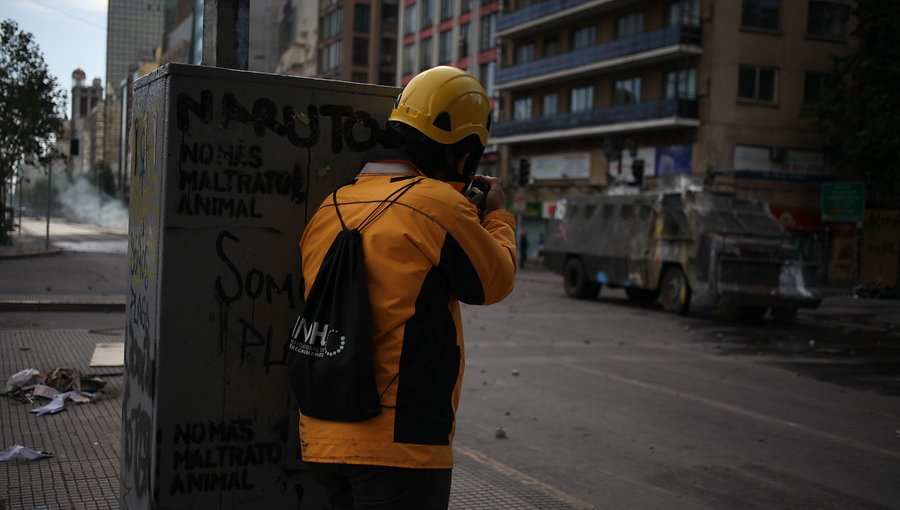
542,185,821,321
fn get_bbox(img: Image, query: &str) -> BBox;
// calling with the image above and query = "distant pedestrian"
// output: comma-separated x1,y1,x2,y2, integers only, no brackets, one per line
519,232,529,268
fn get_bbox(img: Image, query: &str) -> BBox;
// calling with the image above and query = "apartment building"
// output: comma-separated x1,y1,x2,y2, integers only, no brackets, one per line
69,70,104,176
106,0,166,98
316,0,400,85
494,0,855,265
398,0,502,174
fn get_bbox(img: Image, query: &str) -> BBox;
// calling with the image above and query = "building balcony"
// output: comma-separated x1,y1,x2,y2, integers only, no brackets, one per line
496,25,702,90
497,0,643,37
491,98,699,144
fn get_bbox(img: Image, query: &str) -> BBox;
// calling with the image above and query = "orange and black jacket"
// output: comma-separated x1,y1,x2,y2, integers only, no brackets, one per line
298,161,517,469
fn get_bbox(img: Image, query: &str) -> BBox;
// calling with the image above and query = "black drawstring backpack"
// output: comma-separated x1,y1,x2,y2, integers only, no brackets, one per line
287,179,422,422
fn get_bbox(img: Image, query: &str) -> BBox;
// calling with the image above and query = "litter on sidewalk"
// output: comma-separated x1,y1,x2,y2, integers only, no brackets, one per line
4,368,41,393
90,342,125,367
1,367,107,415
0,444,54,461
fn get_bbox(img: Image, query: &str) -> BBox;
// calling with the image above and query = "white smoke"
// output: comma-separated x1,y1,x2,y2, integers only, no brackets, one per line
55,175,129,233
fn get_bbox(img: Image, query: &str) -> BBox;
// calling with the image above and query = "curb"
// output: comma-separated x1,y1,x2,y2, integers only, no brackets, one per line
0,299,126,313
0,247,63,260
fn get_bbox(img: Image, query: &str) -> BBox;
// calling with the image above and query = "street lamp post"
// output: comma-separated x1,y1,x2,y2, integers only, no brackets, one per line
45,158,52,249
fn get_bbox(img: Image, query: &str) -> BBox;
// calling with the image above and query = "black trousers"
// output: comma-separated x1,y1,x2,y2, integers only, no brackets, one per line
308,462,452,510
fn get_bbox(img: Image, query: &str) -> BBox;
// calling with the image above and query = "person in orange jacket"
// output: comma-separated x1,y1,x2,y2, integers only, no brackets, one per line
298,66,517,509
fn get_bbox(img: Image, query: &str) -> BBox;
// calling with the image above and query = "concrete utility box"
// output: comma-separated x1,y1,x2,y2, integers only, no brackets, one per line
122,63,398,510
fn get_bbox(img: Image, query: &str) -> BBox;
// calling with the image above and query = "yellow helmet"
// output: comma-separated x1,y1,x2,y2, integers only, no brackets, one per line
388,66,491,147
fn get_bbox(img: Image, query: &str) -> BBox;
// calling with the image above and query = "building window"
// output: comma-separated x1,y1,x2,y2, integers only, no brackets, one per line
515,43,534,64
402,44,414,75
513,97,532,121
803,72,828,105
354,4,370,31
479,61,496,96
380,37,396,66
80,97,88,117
404,3,417,35
440,0,453,20
571,86,594,112
738,66,777,103
352,72,368,83
461,0,471,13
617,12,644,38
422,0,434,28
613,77,642,105
542,93,558,116
420,37,433,70
741,0,780,31
664,68,697,99
459,22,470,58
572,26,595,50
543,36,560,57
667,0,700,27
382,3,398,23
353,37,368,65
321,8,343,39
439,29,453,64
807,1,848,39
480,13,496,51
319,40,342,71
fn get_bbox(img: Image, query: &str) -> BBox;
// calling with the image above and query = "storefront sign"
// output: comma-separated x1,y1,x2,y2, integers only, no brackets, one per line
821,181,865,222
733,145,834,180
768,205,825,231
654,144,692,175
531,152,590,180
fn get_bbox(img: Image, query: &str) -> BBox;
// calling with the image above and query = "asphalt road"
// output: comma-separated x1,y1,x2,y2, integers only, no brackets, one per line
2,224,899,509
455,275,900,509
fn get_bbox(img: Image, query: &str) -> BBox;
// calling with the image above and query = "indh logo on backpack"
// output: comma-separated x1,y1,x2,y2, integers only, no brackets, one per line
289,317,346,358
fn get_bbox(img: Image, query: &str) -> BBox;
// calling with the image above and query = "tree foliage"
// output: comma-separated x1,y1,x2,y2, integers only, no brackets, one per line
817,0,900,206
0,19,65,240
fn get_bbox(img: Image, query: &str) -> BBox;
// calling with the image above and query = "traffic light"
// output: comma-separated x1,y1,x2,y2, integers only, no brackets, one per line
518,158,530,186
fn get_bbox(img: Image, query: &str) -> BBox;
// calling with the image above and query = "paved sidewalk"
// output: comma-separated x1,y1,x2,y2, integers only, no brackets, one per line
0,328,590,510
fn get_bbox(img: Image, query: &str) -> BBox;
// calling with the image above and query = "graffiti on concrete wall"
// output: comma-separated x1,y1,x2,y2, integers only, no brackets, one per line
122,94,163,508
214,229,302,374
139,72,396,509
173,90,383,220
168,419,284,495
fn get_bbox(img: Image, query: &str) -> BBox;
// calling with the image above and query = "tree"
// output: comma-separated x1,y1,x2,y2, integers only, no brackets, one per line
817,0,900,207
0,19,65,243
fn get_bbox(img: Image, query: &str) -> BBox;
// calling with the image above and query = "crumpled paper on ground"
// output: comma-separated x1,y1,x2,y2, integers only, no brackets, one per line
30,387,97,416
3,368,105,412
0,445,54,461
4,368,41,394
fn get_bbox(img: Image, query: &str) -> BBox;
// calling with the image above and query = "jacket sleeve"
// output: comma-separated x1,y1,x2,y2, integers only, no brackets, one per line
438,201,517,305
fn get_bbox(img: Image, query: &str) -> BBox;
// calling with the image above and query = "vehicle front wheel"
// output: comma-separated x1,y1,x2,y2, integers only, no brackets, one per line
659,266,690,315
564,258,600,299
